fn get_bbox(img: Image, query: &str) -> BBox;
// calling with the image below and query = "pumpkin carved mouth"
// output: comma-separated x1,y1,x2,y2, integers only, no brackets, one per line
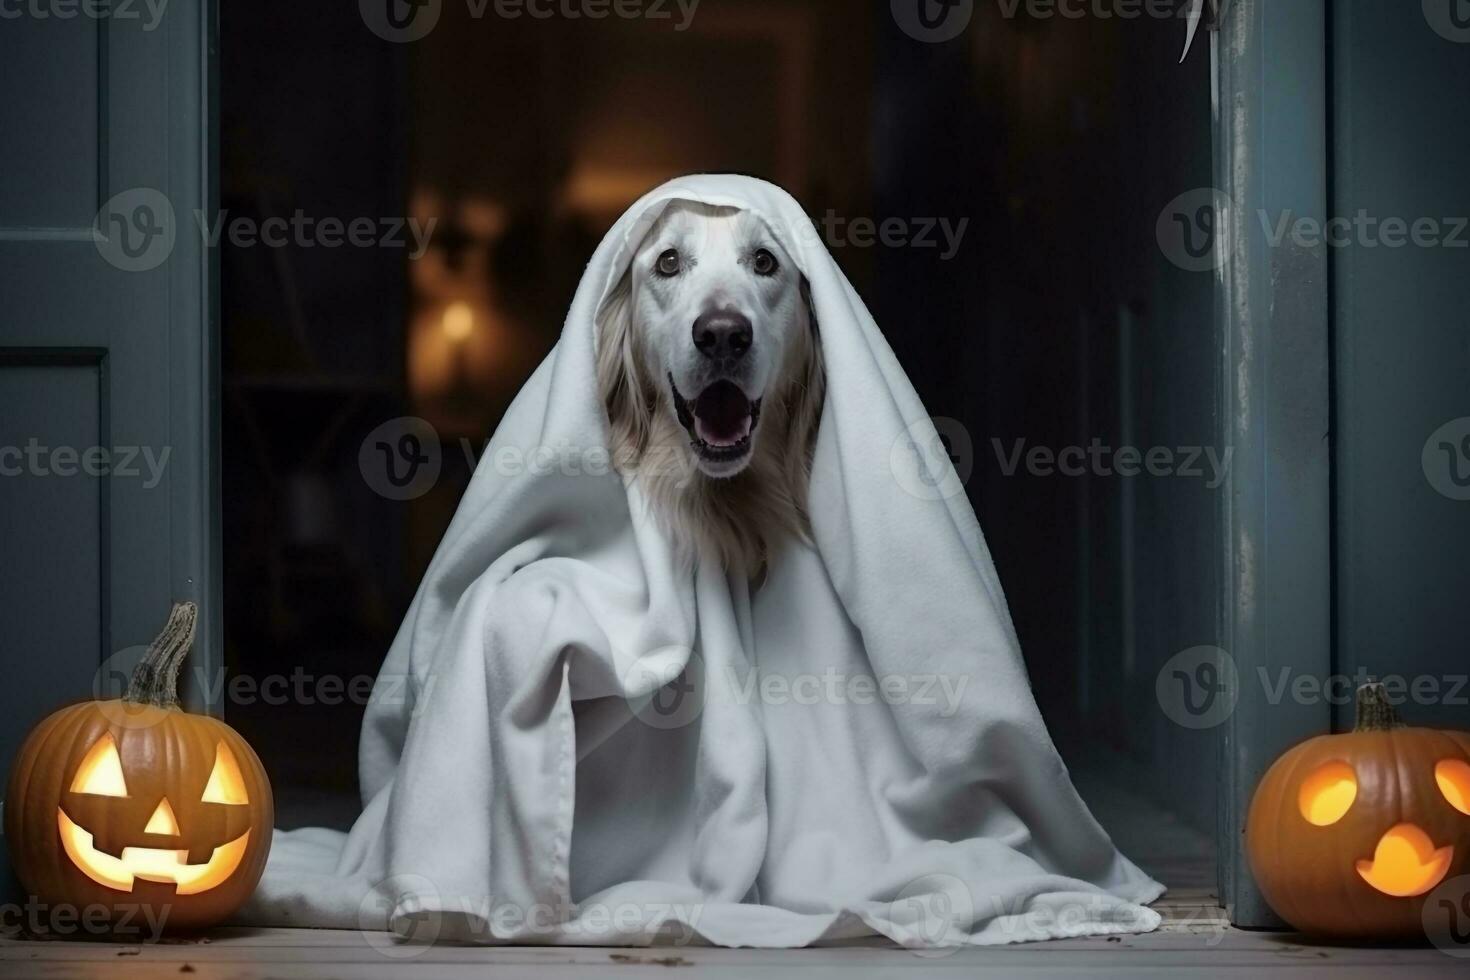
58,809,251,896
1354,822,1453,898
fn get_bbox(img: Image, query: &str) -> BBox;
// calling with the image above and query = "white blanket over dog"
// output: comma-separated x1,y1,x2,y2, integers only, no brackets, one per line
248,175,1164,947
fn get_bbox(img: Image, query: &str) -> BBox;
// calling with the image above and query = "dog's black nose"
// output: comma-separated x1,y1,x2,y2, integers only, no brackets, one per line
692,311,753,360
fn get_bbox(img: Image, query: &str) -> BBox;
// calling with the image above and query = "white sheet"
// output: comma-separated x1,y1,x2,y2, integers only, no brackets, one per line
245,175,1164,947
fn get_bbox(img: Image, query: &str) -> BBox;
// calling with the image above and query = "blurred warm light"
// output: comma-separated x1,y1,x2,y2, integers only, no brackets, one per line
563,165,676,218
442,302,475,343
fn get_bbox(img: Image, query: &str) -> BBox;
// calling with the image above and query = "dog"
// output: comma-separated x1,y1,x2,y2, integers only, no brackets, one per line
596,202,826,574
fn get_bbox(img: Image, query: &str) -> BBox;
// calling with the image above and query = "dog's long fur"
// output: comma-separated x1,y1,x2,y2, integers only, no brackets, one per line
596,261,825,574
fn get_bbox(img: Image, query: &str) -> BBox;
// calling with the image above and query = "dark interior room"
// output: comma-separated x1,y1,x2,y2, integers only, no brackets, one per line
3,0,1469,973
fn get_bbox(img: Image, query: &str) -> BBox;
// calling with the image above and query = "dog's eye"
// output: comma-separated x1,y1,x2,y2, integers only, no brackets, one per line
752,248,779,277
655,249,681,277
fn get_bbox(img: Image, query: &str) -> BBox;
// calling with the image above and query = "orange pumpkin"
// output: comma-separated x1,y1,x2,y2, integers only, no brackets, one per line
1247,683,1470,939
5,603,272,932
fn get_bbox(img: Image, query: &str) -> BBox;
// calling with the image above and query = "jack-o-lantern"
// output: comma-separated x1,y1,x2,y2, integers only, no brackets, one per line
1247,683,1470,939
5,603,272,931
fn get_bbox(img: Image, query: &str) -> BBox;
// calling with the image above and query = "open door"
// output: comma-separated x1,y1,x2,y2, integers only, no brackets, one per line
0,4,218,895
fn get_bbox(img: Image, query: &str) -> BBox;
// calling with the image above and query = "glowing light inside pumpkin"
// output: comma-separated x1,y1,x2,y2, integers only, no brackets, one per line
1298,761,1357,826
144,798,180,836
1436,759,1470,816
1355,823,1454,898
58,809,251,895
69,734,129,797
442,302,475,343
201,742,250,805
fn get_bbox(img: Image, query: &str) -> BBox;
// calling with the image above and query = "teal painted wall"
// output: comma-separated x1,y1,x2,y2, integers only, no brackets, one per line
1331,0,1470,732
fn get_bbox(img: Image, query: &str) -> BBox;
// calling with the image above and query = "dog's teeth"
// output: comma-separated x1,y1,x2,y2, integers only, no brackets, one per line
695,415,751,448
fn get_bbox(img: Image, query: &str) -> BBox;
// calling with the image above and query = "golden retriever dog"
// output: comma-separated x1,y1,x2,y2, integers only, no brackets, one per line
596,202,826,574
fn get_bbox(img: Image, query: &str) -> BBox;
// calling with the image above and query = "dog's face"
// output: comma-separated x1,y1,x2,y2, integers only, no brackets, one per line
625,202,811,479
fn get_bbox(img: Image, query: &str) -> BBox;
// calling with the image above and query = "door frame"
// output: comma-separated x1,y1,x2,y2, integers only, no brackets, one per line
1211,0,1335,928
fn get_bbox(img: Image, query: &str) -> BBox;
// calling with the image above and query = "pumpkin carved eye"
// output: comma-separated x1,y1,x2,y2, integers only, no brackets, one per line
201,742,250,806
1299,760,1357,826
70,734,129,798
1437,759,1470,816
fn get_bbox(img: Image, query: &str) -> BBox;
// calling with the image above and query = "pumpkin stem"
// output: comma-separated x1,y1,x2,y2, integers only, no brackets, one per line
1353,681,1403,732
123,601,198,708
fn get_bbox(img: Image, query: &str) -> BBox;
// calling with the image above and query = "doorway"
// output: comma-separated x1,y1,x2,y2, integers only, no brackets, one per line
218,0,1222,898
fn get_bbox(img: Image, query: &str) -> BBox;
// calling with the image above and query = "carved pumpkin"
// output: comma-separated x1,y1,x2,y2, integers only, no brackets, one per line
1247,683,1470,939
5,603,272,931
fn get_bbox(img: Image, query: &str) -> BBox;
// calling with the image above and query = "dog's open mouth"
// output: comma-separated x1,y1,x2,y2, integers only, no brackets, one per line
670,376,762,465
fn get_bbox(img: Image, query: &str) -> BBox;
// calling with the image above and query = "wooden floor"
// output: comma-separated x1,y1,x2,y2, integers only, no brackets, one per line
3,774,1463,977
2,917,1462,979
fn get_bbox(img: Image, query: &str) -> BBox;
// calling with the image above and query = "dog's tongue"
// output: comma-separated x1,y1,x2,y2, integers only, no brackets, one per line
694,381,752,446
